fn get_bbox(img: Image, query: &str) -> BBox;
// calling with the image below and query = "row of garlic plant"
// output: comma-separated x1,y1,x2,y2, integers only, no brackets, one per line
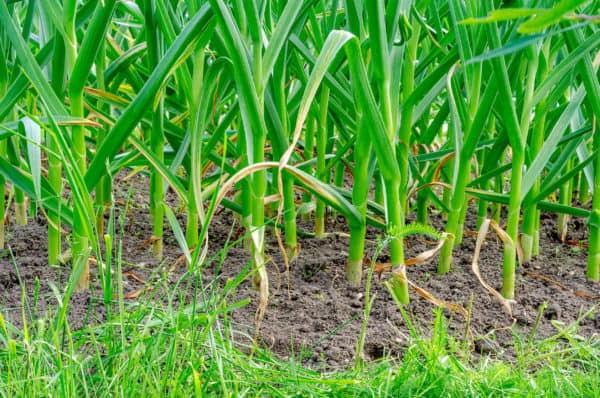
0,1,598,309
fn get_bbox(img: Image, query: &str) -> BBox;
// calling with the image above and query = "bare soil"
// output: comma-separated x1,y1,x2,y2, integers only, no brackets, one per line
1,174,598,369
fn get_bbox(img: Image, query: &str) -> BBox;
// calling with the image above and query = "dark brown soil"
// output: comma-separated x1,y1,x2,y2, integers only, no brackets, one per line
1,174,599,370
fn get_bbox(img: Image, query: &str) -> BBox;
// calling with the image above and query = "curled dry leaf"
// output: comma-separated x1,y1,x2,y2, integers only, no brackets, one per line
524,271,600,300
170,254,188,271
123,270,147,284
366,233,466,316
123,289,144,300
264,193,282,207
364,233,448,279
403,235,448,267
472,218,516,318
138,236,161,250
407,278,468,318
565,240,588,248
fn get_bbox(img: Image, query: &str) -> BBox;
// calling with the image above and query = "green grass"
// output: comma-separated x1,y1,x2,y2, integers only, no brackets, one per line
0,287,598,397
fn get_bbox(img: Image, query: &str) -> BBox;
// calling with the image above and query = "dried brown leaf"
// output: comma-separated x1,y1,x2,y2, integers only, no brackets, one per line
524,271,600,300
123,289,143,299
138,236,160,250
123,270,147,284
472,218,515,318
408,278,468,318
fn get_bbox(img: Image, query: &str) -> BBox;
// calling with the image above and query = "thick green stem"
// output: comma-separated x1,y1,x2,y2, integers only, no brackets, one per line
14,192,26,225
249,34,268,297
492,183,502,223
66,0,83,289
48,36,65,266
439,71,494,272
503,151,524,299
386,179,409,304
487,22,527,299
398,24,420,211
588,211,600,281
269,55,297,255
282,172,297,258
382,20,420,305
522,110,546,260
476,187,489,228
186,179,199,247
71,95,90,291
73,217,89,291
564,28,600,282
250,136,267,290
521,204,536,261
589,176,600,281
558,157,573,241
150,103,165,258
0,141,4,250
144,0,165,258
451,59,482,244
347,224,366,286
334,156,345,189
416,188,428,224
94,40,108,236
64,0,77,70
579,171,590,204
186,48,206,248
438,158,471,274
68,0,117,289
236,128,252,250
520,47,543,260
302,118,315,220
0,44,6,248
347,122,370,286
0,140,5,249
66,8,84,168
315,87,330,237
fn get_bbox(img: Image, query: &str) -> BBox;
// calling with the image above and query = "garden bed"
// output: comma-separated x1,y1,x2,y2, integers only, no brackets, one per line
1,175,598,370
